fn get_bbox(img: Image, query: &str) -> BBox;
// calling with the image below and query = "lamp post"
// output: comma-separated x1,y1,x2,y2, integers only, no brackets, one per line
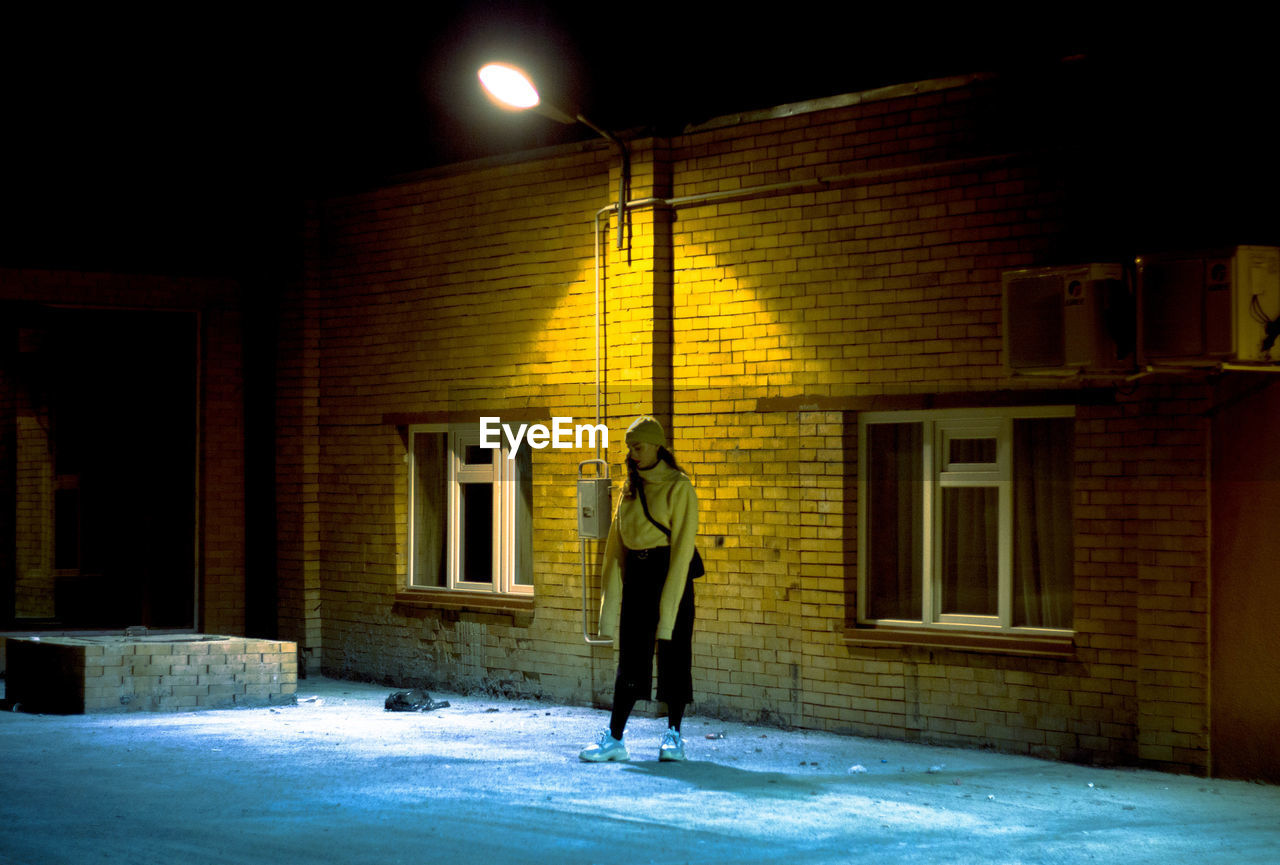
479,62,630,250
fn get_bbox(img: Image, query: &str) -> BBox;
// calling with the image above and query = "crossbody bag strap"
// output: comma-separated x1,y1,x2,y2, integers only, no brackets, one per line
638,479,705,580
635,482,672,537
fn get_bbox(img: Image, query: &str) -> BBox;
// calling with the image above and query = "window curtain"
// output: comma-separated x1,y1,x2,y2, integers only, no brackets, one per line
1012,418,1074,628
941,485,999,616
866,423,922,620
514,445,534,586
412,432,447,587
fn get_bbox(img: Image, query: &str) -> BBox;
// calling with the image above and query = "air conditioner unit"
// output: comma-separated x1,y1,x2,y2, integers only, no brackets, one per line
1002,263,1134,373
1137,245,1280,364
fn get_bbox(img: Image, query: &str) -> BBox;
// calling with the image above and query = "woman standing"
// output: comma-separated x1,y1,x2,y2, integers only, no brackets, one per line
580,415,699,763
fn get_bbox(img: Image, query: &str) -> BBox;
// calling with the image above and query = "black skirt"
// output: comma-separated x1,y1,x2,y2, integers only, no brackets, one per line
613,546,695,705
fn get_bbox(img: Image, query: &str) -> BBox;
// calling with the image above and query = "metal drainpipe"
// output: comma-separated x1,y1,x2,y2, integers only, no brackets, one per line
574,114,629,252
582,205,615,646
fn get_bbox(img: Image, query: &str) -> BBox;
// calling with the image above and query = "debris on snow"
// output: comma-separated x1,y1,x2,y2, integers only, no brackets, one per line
384,689,451,712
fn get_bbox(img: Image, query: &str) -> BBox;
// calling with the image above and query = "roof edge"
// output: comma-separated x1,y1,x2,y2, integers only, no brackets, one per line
682,72,994,135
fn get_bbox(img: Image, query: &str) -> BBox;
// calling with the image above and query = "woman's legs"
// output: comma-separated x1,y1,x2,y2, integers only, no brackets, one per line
586,552,695,760
655,576,695,728
609,694,636,741
657,585,694,761
666,701,685,733
608,549,668,741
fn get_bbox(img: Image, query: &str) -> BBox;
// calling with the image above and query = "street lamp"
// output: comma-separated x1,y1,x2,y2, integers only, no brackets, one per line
479,62,630,249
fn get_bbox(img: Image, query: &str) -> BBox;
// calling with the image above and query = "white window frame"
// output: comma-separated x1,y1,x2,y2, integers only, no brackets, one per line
856,405,1074,636
407,424,532,596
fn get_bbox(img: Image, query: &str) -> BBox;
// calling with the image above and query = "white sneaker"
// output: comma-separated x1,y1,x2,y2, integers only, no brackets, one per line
659,727,687,762
579,729,629,762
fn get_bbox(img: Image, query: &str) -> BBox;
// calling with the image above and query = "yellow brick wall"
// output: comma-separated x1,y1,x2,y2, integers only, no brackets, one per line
292,148,622,701
287,76,1217,773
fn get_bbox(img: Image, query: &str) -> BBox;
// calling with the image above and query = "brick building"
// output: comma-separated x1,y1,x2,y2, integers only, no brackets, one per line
4,66,1278,779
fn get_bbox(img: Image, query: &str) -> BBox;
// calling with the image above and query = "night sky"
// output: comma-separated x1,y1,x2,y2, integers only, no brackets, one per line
1,6,1273,276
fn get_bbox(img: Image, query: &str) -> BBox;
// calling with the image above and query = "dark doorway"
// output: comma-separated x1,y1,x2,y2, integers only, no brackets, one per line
4,306,198,629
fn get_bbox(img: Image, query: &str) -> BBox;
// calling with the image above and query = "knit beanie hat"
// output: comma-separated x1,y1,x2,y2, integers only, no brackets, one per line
624,415,666,447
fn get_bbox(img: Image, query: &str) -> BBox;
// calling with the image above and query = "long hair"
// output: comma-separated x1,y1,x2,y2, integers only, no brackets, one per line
622,446,688,500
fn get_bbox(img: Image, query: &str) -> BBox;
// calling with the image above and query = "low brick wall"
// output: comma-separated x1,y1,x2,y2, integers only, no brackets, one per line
4,634,297,714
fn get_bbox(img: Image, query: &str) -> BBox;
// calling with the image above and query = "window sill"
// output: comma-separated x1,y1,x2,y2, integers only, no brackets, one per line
394,590,535,618
842,625,1075,659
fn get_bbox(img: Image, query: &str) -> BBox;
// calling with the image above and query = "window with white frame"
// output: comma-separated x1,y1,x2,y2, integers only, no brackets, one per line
408,425,533,595
857,407,1074,634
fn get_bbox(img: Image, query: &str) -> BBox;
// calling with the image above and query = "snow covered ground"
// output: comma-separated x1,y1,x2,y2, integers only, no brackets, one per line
1,676,1277,864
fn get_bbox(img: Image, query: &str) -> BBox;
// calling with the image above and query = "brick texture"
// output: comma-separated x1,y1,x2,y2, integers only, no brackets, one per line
276,75,1218,773
6,635,296,713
